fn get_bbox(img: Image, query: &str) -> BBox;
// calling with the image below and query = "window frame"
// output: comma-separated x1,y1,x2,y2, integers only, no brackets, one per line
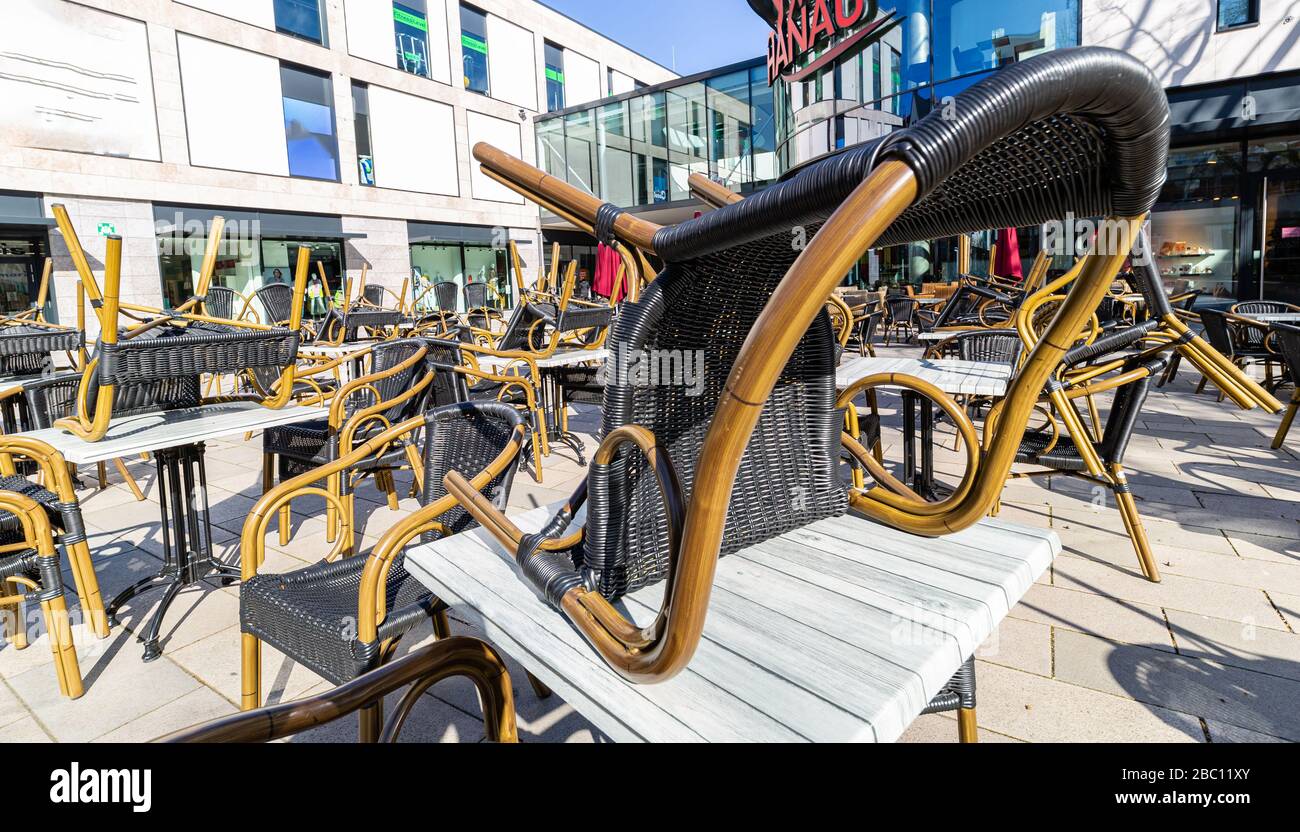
1216,0,1261,32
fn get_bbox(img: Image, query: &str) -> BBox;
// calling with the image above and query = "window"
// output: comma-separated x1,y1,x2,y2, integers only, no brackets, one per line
1217,0,1259,30
352,82,374,186
607,67,615,96
460,4,489,94
932,0,1079,79
274,0,325,45
394,1,432,78
545,41,566,112
280,64,340,181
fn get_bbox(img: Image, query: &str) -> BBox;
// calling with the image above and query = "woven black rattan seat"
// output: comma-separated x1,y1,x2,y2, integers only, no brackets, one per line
0,475,63,540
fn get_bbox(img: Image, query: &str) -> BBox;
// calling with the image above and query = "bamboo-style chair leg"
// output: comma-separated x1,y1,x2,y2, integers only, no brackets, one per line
325,471,340,543
957,707,978,743
403,443,425,496
378,470,400,511
1194,376,1207,395
241,632,261,711
1273,394,1298,450
2,580,26,650
42,595,83,699
1112,466,1160,582
114,458,145,501
262,454,274,495
65,539,108,638
96,461,107,490
278,502,292,548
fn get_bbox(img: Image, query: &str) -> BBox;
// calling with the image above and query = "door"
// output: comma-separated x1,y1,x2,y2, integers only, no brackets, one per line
0,235,45,317
1258,175,1300,305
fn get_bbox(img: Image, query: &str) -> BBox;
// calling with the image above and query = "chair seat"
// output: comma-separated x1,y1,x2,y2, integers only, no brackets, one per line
0,475,64,542
240,554,436,686
1015,430,1090,471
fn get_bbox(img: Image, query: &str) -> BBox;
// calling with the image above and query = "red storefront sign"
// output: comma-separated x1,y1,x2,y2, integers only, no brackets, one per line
766,0,900,86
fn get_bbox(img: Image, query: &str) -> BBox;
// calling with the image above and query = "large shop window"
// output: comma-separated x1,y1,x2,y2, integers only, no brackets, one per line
280,64,340,181
1151,144,1242,300
545,41,566,113
460,4,490,94
1217,0,1260,31
274,0,326,44
410,240,514,311
394,1,432,78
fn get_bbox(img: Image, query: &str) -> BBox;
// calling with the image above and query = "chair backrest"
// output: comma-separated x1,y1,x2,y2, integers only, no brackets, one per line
955,328,1023,365
860,310,882,346
1234,301,1296,315
205,286,240,321
256,284,296,325
362,284,386,307
887,297,915,325
1198,309,1237,357
464,282,490,310
420,337,471,408
348,339,428,426
433,281,459,312
556,305,614,346
495,301,556,353
419,402,523,539
1270,323,1300,384
21,375,80,429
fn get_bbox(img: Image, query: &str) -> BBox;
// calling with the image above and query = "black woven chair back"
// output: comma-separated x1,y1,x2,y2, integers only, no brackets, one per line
557,305,613,346
495,302,556,353
956,329,1023,365
584,233,846,600
347,339,427,426
0,326,82,377
1198,309,1237,357
420,337,471,408
419,402,522,540
1235,301,1294,315
860,310,881,346
256,284,296,325
464,282,490,310
362,285,386,307
21,375,81,429
887,297,915,326
205,286,240,321
83,365,201,421
1271,323,1300,384
433,282,459,312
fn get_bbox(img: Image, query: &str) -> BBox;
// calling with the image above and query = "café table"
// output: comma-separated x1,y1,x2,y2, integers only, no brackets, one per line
21,401,323,661
478,348,608,465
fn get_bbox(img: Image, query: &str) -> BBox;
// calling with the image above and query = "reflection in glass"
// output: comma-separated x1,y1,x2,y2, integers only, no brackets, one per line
274,0,324,44
545,41,566,113
460,4,489,94
280,65,339,181
394,1,432,79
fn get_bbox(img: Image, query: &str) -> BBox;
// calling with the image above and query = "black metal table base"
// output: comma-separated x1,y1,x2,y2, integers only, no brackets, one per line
106,442,238,662
539,368,587,467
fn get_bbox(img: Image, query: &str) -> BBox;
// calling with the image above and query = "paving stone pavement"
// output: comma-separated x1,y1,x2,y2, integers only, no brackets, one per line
1,342,1297,743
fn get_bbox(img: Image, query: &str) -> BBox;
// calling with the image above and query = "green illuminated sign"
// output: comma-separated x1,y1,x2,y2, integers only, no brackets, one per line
393,7,427,31
461,33,487,54
545,67,564,83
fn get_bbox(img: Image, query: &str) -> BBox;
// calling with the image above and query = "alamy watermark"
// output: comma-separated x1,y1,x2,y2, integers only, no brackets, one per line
599,342,706,396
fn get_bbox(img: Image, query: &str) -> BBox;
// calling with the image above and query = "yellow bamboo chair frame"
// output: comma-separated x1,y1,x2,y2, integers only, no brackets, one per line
240,412,527,717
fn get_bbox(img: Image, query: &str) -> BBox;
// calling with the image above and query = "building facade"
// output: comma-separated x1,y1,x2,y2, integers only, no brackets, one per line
0,0,675,330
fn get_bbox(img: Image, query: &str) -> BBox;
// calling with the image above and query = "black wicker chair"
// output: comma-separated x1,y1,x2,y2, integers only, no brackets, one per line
433,281,459,313
255,284,297,327
446,47,1190,741
884,296,917,343
1269,323,1300,450
238,402,526,739
261,340,432,554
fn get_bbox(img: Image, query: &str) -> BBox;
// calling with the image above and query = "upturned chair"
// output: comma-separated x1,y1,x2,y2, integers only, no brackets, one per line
434,48,1276,740
237,402,526,739
261,339,433,554
1269,323,1300,449
51,210,305,441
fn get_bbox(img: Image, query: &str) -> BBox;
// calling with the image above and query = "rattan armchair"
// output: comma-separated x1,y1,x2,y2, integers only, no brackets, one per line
237,402,526,740
1197,309,1281,398
435,49,1278,745
261,339,433,555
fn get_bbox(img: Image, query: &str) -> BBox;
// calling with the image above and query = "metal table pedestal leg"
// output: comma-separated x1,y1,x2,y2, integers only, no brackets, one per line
105,442,239,662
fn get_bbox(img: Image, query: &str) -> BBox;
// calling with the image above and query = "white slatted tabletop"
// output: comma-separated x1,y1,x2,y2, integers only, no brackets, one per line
1247,312,1300,323
405,503,1058,743
20,402,323,464
917,330,980,342
837,355,1012,396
